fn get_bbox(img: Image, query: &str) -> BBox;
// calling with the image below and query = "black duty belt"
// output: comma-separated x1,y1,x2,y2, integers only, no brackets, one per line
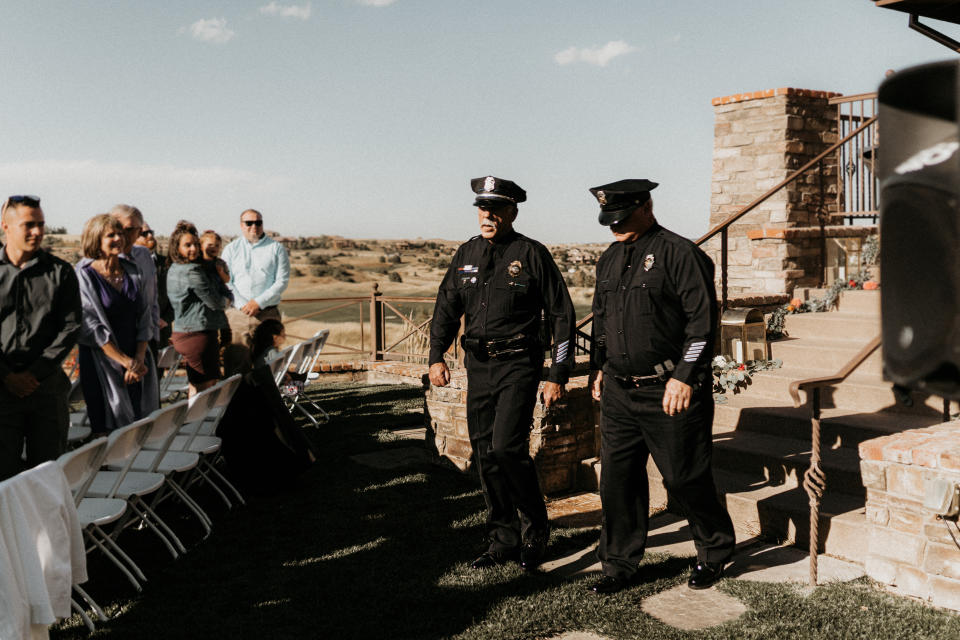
460,334,538,361
612,373,668,388
611,360,676,388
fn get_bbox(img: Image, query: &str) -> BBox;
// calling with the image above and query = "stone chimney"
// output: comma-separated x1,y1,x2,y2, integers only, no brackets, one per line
706,88,841,296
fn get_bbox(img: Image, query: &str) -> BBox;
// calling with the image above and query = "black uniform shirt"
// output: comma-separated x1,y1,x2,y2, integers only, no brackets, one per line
590,224,717,386
0,246,82,381
429,231,576,384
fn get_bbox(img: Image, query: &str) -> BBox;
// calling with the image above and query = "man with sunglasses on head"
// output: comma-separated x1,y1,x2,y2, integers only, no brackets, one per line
0,195,81,480
221,208,290,373
429,176,575,572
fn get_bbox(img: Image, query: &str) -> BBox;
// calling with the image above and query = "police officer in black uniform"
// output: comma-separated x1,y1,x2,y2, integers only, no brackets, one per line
586,179,735,594
429,176,576,571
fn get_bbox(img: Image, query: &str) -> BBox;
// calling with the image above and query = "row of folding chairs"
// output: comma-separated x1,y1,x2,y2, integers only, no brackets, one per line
56,374,243,631
66,327,328,453
267,328,331,426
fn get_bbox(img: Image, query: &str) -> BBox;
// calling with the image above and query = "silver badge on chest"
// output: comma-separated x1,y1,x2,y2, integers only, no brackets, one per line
643,254,655,271
508,260,522,277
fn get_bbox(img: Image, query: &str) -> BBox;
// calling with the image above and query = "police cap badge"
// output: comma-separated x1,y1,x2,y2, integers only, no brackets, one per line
471,176,527,208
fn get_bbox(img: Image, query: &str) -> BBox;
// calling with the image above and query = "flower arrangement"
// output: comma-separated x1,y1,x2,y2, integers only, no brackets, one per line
765,233,880,340
712,355,782,403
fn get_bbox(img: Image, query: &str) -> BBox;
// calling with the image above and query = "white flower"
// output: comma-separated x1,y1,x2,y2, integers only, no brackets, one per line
713,356,728,367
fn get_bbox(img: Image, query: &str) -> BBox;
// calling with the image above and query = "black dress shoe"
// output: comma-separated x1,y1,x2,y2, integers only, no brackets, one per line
520,540,546,571
471,549,517,570
687,561,725,589
587,574,632,595
520,530,549,571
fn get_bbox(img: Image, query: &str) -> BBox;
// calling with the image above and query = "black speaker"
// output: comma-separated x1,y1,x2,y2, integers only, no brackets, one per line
878,60,960,399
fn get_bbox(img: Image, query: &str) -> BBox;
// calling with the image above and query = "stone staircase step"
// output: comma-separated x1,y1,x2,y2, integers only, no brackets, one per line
710,431,865,498
835,290,880,316
781,312,880,340
770,337,883,374
713,399,947,449
792,287,829,301
728,366,953,417
645,465,867,563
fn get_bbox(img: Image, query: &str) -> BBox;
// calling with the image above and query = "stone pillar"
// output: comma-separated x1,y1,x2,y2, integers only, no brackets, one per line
425,374,599,495
707,88,840,296
859,424,960,612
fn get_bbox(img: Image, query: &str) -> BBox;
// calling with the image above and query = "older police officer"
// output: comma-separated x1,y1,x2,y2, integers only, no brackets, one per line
429,176,576,571
587,179,735,594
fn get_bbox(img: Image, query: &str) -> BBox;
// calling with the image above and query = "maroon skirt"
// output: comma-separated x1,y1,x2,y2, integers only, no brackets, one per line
171,330,221,384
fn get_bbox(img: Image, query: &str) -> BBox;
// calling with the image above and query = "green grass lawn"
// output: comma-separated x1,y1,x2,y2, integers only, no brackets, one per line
52,383,960,640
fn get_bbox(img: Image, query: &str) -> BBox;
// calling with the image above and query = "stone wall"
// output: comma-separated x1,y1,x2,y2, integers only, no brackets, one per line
706,88,842,296
859,424,960,611
426,371,600,495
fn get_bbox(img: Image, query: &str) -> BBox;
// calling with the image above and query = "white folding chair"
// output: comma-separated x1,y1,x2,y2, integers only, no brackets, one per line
268,344,300,387
168,386,233,509
59,438,145,583
84,417,186,559
305,329,330,381
171,380,246,508
282,330,330,425
117,401,213,537
57,438,117,630
182,374,243,437
157,346,187,401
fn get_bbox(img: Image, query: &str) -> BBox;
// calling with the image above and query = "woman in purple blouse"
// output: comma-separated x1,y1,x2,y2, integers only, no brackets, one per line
75,214,158,434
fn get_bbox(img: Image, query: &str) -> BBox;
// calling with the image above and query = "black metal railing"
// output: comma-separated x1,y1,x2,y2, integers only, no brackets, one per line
831,92,879,222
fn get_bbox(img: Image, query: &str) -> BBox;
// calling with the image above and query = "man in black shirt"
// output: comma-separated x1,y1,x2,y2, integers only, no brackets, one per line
429,176,576,571
0,195,81,480
586,179,734,594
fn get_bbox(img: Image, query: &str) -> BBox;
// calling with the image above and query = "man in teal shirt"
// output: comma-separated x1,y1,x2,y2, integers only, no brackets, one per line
221,208,290,373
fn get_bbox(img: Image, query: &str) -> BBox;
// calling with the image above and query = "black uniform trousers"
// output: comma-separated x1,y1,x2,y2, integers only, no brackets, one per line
466,352,548,553
597,378,735,578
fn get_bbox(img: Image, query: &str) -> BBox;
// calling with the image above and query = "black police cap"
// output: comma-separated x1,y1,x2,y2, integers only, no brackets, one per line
471,176,527,207
589,179,658,226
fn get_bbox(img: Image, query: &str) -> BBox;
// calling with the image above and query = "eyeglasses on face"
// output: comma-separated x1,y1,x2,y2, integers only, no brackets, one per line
140,229,154,237
243,220,263,227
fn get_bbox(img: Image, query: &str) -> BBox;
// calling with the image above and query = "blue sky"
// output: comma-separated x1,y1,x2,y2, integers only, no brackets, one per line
0,1,952,243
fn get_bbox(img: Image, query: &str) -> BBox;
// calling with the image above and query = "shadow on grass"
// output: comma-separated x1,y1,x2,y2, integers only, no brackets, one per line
51,384,603,640
51,383,960,640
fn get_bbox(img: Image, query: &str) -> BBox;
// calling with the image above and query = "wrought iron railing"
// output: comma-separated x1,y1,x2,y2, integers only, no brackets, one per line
831,92,879,222
281,284,599,366
789,335,950,586
280,284,442,363
788,335,881,586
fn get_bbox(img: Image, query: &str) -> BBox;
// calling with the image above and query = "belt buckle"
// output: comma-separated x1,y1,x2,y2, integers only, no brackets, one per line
629,374,660,387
